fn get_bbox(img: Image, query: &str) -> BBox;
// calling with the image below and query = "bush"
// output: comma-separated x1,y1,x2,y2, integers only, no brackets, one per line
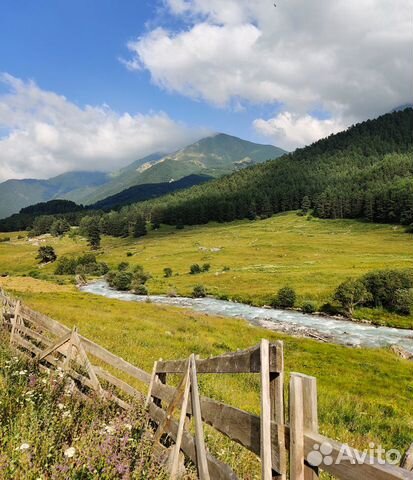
361,269,413,311
190,264,201,275
55,257,77,275
118,262,129,272
320,302,341,316
334,279,372,317
393,289,413,315
133,284,149,295
132,265,151,285
163,267,173,278
302,302,316,314
126,252,133,257
36,246,57,263
106,271,132,291
272,286,296,309
55,254,108,276
28,270,41,279
0,237,10,243
202,263,211,272
405,224,413,234
192,284,207,298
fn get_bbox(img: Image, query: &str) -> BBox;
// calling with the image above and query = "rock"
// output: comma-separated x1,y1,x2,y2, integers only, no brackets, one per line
75,274,87,287
390,345,413,360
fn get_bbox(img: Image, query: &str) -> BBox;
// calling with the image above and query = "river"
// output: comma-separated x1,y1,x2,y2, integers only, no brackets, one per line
80,281,413,354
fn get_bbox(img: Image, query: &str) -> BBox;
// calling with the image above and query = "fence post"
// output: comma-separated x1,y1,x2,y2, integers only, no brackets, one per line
290,374,305,480
300,374,319,480
261,339,273,480
270,340,286,479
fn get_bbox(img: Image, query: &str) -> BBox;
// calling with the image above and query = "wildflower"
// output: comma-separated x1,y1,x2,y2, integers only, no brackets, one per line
57,403,64,410
104,425,115,435
64,447,76,458
18,370,27,375
62,411,71,418
123,423,132,431
19,443,30,451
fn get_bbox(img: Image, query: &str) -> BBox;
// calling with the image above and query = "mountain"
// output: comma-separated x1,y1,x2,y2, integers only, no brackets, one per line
89,174,212,211
103,108,412,229
0,171,108,219
80,134,286,204
0,134,286,217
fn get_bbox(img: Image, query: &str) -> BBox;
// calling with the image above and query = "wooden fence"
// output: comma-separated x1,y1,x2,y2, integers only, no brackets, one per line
1,288,412,480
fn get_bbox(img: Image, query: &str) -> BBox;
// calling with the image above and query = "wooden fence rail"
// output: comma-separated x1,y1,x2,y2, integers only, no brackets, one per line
1,288,412,480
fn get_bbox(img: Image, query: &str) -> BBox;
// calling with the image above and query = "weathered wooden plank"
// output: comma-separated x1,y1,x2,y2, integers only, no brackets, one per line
145,360,159,408
149,402,238,480
401,444,413,471
151,376,285,472
297,374,319,480
170,364,191,480
270,340,286,479
261,339,272,480
14,324,53,347
156,343,282,374
290,374,305,480
20,305,70,337
303,432,413,480
94,365,144,400
37,332,72,361
190,354,210,479
78,335,152,385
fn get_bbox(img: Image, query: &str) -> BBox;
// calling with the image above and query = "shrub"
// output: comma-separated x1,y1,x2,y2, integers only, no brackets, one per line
222,266,231,272
118,262,129,272
133,284,148,295
361,269,413,311
163,267,173,278
190,264,201,275
107,271,132,291
272,286,296,309
132,265,151,285
176,223,184,230
28,270,41,279
192,284,207,298
393,289,413,315
0,237,11,242
202,263,211,272
36,246,57,263
405,224,413,234
55,257,77,275
302,302,316,314
334,279,372,317
320,303,340,316
126,252,133,257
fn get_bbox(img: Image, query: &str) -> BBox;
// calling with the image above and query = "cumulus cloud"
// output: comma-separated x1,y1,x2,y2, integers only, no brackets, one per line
253,112,347,150
0,74,206,182
126,0,412,146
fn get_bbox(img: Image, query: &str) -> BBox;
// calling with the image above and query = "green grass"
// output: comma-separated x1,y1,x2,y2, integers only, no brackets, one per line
1,276,412,478
1,213,412,327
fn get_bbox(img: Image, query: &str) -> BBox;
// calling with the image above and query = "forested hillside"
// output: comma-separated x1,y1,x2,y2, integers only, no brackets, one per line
104,109,412,231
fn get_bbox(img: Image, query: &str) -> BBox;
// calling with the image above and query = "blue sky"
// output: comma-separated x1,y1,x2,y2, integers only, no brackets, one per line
0,0,411,180
0,0,278,141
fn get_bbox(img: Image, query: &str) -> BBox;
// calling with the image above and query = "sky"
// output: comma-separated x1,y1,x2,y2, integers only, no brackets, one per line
0,0,411,182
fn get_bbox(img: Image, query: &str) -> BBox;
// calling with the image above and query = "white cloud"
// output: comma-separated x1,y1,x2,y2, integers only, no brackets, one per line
126,0,412,144
253,112,347,150
0,74,207,182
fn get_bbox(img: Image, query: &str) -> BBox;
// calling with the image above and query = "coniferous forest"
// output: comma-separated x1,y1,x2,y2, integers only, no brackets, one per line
96,109,413,236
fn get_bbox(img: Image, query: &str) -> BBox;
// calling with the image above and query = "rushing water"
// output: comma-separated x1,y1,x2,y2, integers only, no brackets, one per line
81,281,413,354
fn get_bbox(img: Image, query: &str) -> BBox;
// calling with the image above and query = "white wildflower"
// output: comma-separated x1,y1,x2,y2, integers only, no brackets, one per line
18,370,27,375
19,443,30,451
104,425,115,435
57,403,64,410
124,423,132,431
64,446,76,458
62,411,71,418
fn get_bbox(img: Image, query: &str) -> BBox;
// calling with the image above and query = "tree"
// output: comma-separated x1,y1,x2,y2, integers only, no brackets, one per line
80,216,101,250
36,246,57,263
133,215,147,238
272,286,297,309
50,218,70,237
163,267,173,278
301,196,311,214
334,279,372,317
190,264,201,275
192,284,207,298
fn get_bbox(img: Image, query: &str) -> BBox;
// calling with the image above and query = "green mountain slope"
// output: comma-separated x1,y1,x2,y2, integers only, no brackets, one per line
110,109,412,228
0,171,108,219
89,174,212,211
81,134,286,204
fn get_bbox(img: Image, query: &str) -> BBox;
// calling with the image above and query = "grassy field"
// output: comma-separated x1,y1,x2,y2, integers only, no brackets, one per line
1,212,412,327
0,276,413,478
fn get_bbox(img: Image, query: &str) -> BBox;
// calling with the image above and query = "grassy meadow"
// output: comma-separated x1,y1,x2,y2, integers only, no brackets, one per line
1,212,412,327
0,276,413,478
0,213,412,477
